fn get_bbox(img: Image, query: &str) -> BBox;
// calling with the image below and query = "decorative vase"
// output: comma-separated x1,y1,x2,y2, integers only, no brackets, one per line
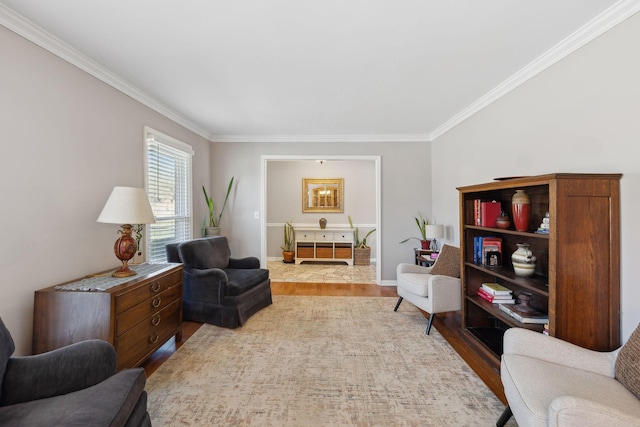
319,218,327,229
496,211,511,229
511,243,536,277
512,189,531,232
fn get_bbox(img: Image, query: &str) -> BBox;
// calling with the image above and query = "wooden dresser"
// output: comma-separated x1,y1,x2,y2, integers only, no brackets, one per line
33,263,183,370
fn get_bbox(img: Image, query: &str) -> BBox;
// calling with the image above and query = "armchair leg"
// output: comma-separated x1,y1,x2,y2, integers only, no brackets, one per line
393,297,403,312
426,313,435,335
496,405,512,427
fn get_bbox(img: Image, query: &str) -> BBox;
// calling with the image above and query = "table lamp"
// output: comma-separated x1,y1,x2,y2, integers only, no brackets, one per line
97,187,156,277
425,224,444,252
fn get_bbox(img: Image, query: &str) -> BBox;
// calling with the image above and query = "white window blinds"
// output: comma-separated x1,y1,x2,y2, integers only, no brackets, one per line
144,128,193,263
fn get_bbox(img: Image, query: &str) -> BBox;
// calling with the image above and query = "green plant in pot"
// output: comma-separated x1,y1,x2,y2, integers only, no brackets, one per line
348,215,376,265
203,176,234,236
399,212,430,249
281,221,295,263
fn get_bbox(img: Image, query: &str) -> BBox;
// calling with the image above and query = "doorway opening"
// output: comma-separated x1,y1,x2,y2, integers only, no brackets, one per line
261,155,381,285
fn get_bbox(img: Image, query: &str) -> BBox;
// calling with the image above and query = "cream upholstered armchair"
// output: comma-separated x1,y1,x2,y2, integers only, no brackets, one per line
498,326,640,427
394,244,461,334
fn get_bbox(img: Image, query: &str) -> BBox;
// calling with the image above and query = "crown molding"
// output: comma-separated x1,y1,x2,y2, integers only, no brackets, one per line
0,3,213,141
209,134,431,143
429,0,640,141
3,1,638,144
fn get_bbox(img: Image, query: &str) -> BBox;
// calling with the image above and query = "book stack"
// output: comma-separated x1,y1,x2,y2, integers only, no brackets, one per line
473,236,503,266
498,303,549,324
477,283,515,304
473,199,502,227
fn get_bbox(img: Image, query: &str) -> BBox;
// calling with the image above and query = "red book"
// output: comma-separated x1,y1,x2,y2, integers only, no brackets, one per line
480,201,501,227
477,288,494,302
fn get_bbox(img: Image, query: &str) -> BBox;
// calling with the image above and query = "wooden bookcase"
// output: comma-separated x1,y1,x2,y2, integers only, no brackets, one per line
457,173,621,370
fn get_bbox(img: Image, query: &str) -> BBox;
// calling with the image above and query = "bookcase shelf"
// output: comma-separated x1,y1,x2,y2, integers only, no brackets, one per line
458,173,621,367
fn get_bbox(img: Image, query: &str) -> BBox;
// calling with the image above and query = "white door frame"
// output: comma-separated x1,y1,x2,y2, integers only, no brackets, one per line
260,154,381,285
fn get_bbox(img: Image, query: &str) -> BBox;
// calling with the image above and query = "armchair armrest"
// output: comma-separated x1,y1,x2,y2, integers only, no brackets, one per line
503,328,619,377
184,267,228,303
397,263,433,275
428,275,461,313
1,339,116,406
228,257,260,269
549,396,640,427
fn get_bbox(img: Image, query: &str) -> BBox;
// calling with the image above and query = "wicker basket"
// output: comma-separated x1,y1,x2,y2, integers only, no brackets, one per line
354,247,371,266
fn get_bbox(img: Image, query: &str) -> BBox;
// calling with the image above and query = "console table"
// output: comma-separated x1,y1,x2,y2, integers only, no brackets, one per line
33,263,183,371
294,227,354,265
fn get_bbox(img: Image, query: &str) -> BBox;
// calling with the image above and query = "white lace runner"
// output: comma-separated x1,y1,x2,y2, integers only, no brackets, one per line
55,263,176,292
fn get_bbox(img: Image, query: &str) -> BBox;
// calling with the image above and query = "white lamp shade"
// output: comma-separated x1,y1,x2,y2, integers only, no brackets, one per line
425,224,444,239
97,187,156,224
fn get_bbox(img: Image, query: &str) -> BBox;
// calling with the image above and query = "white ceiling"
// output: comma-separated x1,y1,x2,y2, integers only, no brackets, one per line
1,1,636,141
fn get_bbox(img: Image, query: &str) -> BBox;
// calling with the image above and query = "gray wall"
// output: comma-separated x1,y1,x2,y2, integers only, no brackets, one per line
431,12,640,342
209,141,433,284
0,25,211,355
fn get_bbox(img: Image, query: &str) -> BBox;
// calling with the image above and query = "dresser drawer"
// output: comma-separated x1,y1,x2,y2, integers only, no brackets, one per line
115,299,181,370
115,269,182,313
334,231,353,242
115,283,181,336
295,231,314,241
314,232,334,241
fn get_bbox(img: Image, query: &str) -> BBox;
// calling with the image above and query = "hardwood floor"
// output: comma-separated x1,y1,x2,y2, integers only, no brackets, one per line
141,282,506,404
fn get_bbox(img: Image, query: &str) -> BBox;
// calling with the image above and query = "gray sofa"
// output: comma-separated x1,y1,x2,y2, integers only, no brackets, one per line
0,317,151,427
166,236,272,328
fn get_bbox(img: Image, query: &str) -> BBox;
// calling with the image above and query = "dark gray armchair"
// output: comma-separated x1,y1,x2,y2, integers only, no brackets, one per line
0,317,150,427
166,236,272,328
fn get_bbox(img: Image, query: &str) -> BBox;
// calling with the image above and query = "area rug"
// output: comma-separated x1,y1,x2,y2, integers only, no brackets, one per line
146,296,513,426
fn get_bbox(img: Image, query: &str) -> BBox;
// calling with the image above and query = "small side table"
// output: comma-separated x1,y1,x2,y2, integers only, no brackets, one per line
414,249,437,267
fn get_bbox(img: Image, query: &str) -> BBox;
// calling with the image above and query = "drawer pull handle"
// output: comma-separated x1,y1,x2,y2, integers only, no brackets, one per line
152,297,161,308
151,314,161,326
151,282,161,292
148,332,159,344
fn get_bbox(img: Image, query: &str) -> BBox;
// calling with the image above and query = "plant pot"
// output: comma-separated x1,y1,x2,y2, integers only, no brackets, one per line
282,251,295,263
205,227,221,236
354,247,371,266
420,240,429,250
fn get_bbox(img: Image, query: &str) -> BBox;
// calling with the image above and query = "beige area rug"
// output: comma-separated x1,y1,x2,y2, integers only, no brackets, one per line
146,296,515,426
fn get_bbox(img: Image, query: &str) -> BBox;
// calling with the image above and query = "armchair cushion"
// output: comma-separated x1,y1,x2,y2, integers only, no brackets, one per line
0,318,14,402
225,268,270,296
616,324,640,399
428,244,460,278
178,237,231,269
1,339,117,406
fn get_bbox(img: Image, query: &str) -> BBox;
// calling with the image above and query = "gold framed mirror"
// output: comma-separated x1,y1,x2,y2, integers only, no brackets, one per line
302,178,344,213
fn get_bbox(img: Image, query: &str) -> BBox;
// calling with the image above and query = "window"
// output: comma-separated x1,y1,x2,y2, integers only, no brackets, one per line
144,127,193,263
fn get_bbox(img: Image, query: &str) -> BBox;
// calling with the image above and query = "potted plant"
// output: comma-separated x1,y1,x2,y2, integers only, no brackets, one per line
399,212,430,249
348,216,376,265
203,176,234,236
281,221,295,263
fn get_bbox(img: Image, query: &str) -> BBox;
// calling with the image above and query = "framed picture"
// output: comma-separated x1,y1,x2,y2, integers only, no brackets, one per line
302,178,344,213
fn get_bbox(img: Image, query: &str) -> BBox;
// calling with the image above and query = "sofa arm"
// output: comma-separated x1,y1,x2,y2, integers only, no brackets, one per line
549,396,640,427
397,263,433,276
184,267,229,302
229,257,260,269
503,328,619,377
1,339,116,406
